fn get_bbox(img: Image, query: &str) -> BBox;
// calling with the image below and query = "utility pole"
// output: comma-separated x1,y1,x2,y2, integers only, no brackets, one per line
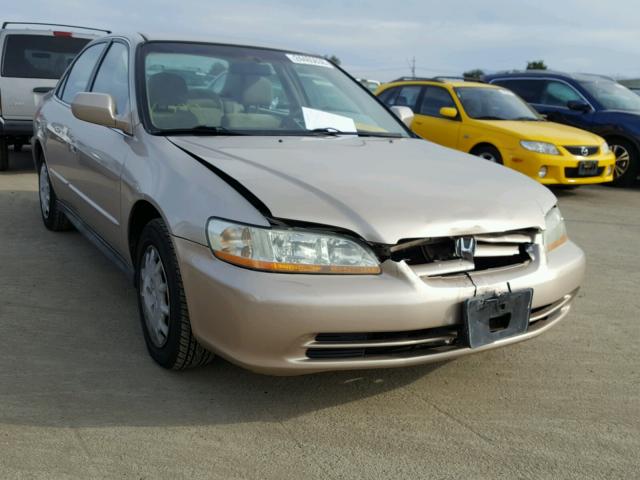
410,56,416,77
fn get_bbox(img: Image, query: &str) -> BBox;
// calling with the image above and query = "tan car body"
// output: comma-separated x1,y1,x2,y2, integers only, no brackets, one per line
33,34,585,375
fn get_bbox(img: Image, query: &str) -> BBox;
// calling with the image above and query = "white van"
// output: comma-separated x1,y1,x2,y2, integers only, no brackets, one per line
0,22,108,170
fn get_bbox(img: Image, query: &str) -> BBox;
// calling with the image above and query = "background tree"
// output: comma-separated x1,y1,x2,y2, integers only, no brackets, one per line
526,60,548,70
324,54,341,66
463,68,485,80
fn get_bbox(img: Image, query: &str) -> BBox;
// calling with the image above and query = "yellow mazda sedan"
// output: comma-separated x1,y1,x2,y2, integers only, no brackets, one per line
376,78,616,185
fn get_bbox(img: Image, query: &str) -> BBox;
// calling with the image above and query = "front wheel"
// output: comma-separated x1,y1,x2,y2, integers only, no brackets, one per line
610,140,639,187
135,219,213,370
472,145,503,165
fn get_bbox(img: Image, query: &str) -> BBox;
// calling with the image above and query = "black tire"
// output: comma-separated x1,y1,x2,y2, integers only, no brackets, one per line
0,138,8,171
38,160,72,231
609,139,639,187
135,218,213,370
472,145,503,165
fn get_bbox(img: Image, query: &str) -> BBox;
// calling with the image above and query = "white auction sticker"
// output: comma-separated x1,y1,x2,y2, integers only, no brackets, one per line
285,54,334,68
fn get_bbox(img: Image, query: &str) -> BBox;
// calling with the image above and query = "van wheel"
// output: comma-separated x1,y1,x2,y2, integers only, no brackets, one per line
0,138,8,171
472,145,503,165
610,140,639,187
135,219,214,370
38,161,71,231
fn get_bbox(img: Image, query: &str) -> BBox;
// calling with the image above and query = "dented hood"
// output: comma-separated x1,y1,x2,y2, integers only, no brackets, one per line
170,136,556,244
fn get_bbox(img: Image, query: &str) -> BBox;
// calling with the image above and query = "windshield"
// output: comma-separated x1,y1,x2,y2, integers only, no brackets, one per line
2,34,90,79
455,86,540,121
579,78,640,111
140,42,408,137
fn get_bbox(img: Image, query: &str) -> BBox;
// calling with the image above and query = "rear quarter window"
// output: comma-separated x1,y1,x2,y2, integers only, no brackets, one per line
1,34,90,79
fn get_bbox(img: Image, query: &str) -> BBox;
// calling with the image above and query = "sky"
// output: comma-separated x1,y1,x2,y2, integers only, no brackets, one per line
4,0,640,81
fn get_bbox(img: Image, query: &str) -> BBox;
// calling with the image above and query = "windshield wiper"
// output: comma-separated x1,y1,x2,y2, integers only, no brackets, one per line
161,125,247,136
474,115,505,120
306,128,403,138
513,116,544,121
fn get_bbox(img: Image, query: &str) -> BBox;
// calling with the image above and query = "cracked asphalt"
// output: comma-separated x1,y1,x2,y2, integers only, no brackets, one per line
1,149,639,479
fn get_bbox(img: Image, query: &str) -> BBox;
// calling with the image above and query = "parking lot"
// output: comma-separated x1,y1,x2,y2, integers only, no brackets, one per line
0,148,638,479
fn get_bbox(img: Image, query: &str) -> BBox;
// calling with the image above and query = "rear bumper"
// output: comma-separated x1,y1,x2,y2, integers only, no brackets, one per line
0,118,34,138
174,237,586,375
504,149,616,185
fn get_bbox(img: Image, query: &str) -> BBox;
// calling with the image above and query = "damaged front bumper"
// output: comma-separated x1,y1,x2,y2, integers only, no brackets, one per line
173,233,585,375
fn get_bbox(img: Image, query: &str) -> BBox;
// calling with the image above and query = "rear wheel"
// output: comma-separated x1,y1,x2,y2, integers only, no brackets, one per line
610,139,639,187
0,138,8,171
135,219,213,370
472,145,503,165
38,161,71,231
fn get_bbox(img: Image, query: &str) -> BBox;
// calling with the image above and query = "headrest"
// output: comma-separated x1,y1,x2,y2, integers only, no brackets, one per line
148,72,188,107
242,77,273,106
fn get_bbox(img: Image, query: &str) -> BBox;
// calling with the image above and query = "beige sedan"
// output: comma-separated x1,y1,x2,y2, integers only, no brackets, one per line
33,34,585,375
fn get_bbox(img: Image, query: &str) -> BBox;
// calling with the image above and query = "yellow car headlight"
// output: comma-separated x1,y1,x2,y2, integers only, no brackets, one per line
601,142,610,155
543,207,568,252
206,218,381,274
520,140,560,155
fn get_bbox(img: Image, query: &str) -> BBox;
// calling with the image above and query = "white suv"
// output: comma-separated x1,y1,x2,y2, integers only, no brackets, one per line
0,22,107,170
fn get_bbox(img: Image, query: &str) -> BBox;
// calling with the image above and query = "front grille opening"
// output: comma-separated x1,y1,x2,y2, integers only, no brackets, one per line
308,326,460,360
564,146,598,156
391,236,532,273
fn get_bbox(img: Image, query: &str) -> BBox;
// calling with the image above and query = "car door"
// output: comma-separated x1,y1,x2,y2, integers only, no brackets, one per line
43,42,107,203
412,85,460,148
66,40,132,251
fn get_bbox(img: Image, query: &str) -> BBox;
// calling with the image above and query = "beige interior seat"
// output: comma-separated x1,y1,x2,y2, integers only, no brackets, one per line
222,76,280,130
147,72,198,129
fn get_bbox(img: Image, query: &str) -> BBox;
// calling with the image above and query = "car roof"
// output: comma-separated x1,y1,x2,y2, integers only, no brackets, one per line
1,21,109,39
381,78,498,89
485,70,615,82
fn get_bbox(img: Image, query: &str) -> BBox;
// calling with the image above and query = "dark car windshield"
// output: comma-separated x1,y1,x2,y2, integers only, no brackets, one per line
455,86,540,121
1,34,90,79
140,42,409,137
579,78,640,111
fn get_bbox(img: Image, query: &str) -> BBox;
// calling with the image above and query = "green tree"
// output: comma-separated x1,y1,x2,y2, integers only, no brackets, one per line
463,69,485,80
324,54,341,66
526,60,548,70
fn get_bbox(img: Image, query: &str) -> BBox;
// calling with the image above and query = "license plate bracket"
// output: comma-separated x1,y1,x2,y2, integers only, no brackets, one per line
463,289,533,348
578,160,598,176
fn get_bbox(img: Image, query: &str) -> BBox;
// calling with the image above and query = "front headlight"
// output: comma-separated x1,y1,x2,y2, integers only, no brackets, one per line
206,218,381,274
543,207,568,252
601,142,610,155
520,140,560,155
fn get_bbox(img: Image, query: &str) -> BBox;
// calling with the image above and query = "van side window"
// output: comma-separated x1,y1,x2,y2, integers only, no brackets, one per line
60,43,106,104
91,42,130,115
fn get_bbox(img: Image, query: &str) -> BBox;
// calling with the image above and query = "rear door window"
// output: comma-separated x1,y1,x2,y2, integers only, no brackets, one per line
491,79,545,104
388,85,421,109
60,43,106,104
1,34,90,79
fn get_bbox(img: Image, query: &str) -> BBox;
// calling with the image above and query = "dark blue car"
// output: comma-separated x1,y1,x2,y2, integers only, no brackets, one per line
485,71,640,186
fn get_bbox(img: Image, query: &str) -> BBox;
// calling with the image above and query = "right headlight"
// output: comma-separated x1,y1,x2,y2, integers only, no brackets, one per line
520,140,560,155
543,207,568,252
206,218,381,274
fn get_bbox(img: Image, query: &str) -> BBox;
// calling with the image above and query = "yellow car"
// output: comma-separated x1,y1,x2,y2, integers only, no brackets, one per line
376,78,616,185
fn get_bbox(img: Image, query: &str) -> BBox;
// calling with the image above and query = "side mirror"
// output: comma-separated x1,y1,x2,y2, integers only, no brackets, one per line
567,100,590,113
439,107,458,119
71,92,132,134
390,106,414,128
